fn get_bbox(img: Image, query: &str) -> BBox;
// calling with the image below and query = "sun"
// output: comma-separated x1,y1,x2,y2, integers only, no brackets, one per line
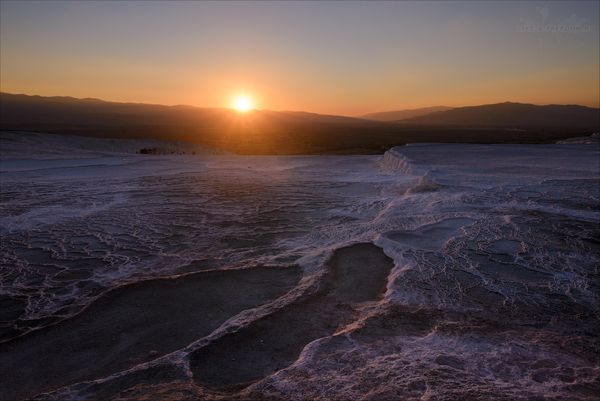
233,95,254,113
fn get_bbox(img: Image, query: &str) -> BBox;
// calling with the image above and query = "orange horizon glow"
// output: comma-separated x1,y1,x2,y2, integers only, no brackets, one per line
3,88,598,118
1,2,598,116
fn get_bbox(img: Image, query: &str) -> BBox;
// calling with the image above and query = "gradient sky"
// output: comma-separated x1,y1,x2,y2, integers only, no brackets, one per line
1,1,598,115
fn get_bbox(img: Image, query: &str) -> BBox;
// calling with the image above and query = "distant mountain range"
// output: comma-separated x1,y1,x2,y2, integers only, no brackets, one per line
362,106,453,121
400,102,599,129
1,93,598,154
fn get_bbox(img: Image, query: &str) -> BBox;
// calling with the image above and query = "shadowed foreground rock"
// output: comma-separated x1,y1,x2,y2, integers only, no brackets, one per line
190,242,394,389
0,266,301,401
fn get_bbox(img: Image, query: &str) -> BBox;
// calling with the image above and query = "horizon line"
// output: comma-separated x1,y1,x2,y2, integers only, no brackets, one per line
2,91,599,117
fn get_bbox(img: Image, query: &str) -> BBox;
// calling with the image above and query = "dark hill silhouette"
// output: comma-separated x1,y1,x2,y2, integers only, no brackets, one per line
402,102,600,129
1,94,597,154
362,106,452,121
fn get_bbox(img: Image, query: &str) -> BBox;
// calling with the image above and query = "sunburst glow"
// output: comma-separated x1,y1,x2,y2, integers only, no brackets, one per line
233,96,254,113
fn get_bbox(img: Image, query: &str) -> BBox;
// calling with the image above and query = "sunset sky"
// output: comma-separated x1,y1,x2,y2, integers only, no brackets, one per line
1,1,598,115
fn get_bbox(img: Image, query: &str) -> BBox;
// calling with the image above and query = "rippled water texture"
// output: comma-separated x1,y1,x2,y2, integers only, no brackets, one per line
1,134,598,400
